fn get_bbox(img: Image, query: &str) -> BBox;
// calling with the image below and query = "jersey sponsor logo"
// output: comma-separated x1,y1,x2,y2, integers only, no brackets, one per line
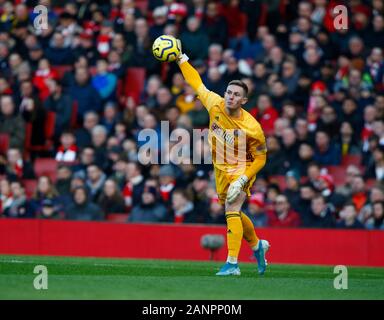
210,122,236,146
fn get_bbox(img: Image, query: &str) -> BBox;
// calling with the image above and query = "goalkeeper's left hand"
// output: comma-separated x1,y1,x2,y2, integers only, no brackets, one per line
226,175,248,204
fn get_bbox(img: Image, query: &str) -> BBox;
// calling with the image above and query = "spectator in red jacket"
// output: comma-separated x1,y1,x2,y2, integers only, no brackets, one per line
267,194,302,228
32,58,58,101
250,94,279,136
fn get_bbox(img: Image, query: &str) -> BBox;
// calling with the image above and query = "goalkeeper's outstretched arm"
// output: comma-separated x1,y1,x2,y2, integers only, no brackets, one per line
176,52,204,93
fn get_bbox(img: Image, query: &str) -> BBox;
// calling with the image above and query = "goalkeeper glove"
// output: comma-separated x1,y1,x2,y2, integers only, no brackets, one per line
176,39,189,65
226,175,248,204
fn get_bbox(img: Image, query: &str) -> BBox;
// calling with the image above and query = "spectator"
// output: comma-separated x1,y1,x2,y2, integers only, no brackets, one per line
85,164,106,202
2,181,33,218
122,162,145,212
365,201,384,230
37,198,63,220
30,176,60,217
316,106,341,140
262,136,285,176
0,95,25,149
295,143,315,177
128,186,167,223
19,79,46,147
281,127,301,170
180,16,210,61
158,164,178,207
250,94,279,136
44,78,73,139
202,1,228,46
267,194,301,228
55,165,73,198
101,102,121,135
69,67,102,125
32,58,59,101
336,203,365,229
4,148,35,180
295,117,314,145
0,178,12,216
314,130,341,165
339,121,361,156
340,98,364,135
65,186,104,221
336,165,361,198
91,59,117,103
75,30,98,66
284,170,301,212
187,99,209,129
296,183,317,225
206,194,226,225
351,175,369,212
187,169,210,223
281,59,301,96
55,131,78,163
91,125,108,169
244,193,268,228
75,111,100,148
129,18,158,74
149,6,168,40
364,145,384,182
357,186,384,225
305,195,335,228
44,32,74,65
97,179,126,215
171,189,196,223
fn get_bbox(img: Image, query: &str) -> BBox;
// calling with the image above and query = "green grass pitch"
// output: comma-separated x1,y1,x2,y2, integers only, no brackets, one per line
0,255,383,300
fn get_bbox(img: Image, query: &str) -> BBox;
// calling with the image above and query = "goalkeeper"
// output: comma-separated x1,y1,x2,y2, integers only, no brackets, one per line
174,41,270,276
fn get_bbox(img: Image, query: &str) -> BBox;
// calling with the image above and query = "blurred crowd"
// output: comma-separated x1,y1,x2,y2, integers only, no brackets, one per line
0,0,383,230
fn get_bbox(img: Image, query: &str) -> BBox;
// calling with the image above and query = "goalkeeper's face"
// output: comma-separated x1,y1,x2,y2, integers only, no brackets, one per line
224,85,248,110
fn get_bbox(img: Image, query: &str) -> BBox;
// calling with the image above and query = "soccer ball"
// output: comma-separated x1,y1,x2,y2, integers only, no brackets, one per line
152,35,181,62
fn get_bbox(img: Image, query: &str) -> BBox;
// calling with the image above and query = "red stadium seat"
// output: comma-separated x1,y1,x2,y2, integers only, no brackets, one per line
324,166,346,187
124,67,146,105
342,154,362,167
0,133,9,154
70,101,78,129
34,158,58,182
106,213,129,223
136,0,149,16
51,65,72,79
366,178,378,189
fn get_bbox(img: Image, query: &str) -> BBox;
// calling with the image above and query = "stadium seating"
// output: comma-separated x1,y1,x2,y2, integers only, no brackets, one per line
0,133,9,155
34,158,58,182
106,213,129,223
51,65,73,80
123,67,146,105
341,154,363,167
324,166,346,187
70,101,78,129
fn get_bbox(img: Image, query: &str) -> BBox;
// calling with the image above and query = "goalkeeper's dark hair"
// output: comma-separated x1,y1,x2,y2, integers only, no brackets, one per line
228,80,248,97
